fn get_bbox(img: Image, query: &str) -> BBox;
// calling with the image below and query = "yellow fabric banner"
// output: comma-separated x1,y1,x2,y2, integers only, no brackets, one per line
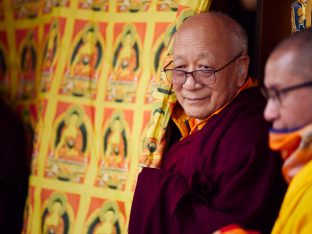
0,0,210,233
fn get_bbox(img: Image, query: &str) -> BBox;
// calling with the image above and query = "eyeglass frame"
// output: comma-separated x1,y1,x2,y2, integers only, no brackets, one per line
162,52,243,85
261,80,312,104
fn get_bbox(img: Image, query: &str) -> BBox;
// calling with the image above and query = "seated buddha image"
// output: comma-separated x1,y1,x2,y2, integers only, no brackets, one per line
97,112,128,189
41,20,59,92
103,114,128,169
42,193,70,234
117,0,151,12
19,32,37,99
79,0,109,11
54,107,87,162
62,25,103,97
87,201,124,234
47,106,89,183
157,0,178,11
107,24,141,102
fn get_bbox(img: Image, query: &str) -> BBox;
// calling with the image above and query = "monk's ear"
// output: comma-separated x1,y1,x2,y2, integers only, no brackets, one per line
236,55,250,87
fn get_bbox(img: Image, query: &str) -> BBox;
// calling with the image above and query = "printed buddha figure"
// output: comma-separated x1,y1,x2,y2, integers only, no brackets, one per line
55,111,85,161
70,28,98,78
108,25,140,102
63,26,102,96
104,116,127,169
114,32,137,82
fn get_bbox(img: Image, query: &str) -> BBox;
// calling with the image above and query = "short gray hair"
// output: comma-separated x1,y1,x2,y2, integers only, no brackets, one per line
212,12,249,55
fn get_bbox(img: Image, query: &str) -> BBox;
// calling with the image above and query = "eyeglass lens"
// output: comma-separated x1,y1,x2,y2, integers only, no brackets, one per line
165,69,215,85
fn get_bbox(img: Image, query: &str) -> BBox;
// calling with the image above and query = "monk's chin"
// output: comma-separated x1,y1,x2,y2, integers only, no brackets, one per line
185,109,210,120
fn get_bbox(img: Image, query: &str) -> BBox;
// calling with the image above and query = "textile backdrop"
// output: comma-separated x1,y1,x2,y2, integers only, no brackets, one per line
0,0,210,233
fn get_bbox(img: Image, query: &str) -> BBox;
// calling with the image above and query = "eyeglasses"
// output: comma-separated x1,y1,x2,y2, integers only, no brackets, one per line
162,53,242,85
261,80,312,104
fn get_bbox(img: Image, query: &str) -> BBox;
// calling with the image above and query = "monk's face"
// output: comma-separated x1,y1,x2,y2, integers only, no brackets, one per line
264,50,312,130
172,14,246,120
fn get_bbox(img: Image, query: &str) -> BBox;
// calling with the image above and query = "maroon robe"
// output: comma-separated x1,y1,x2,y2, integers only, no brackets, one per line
129,87,287,234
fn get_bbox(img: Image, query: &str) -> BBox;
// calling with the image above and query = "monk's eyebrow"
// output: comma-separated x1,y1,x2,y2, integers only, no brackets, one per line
198,52,211,58
199,52,216,61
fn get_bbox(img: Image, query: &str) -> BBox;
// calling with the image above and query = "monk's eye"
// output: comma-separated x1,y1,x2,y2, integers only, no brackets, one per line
174,65,186,69
198,65,214,70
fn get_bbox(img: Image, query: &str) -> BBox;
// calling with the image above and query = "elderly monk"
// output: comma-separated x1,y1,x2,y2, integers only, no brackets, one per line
129,12,287,234
262,28,312,234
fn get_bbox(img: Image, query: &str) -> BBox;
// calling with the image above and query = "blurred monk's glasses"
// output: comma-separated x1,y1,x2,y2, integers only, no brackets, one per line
163,53,242,85
261,80,312,104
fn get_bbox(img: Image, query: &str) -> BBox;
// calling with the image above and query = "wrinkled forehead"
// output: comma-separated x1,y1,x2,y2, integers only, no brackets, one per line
173,20,231,59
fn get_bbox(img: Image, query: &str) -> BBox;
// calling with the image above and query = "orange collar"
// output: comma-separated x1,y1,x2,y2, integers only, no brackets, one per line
172,78,256,138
